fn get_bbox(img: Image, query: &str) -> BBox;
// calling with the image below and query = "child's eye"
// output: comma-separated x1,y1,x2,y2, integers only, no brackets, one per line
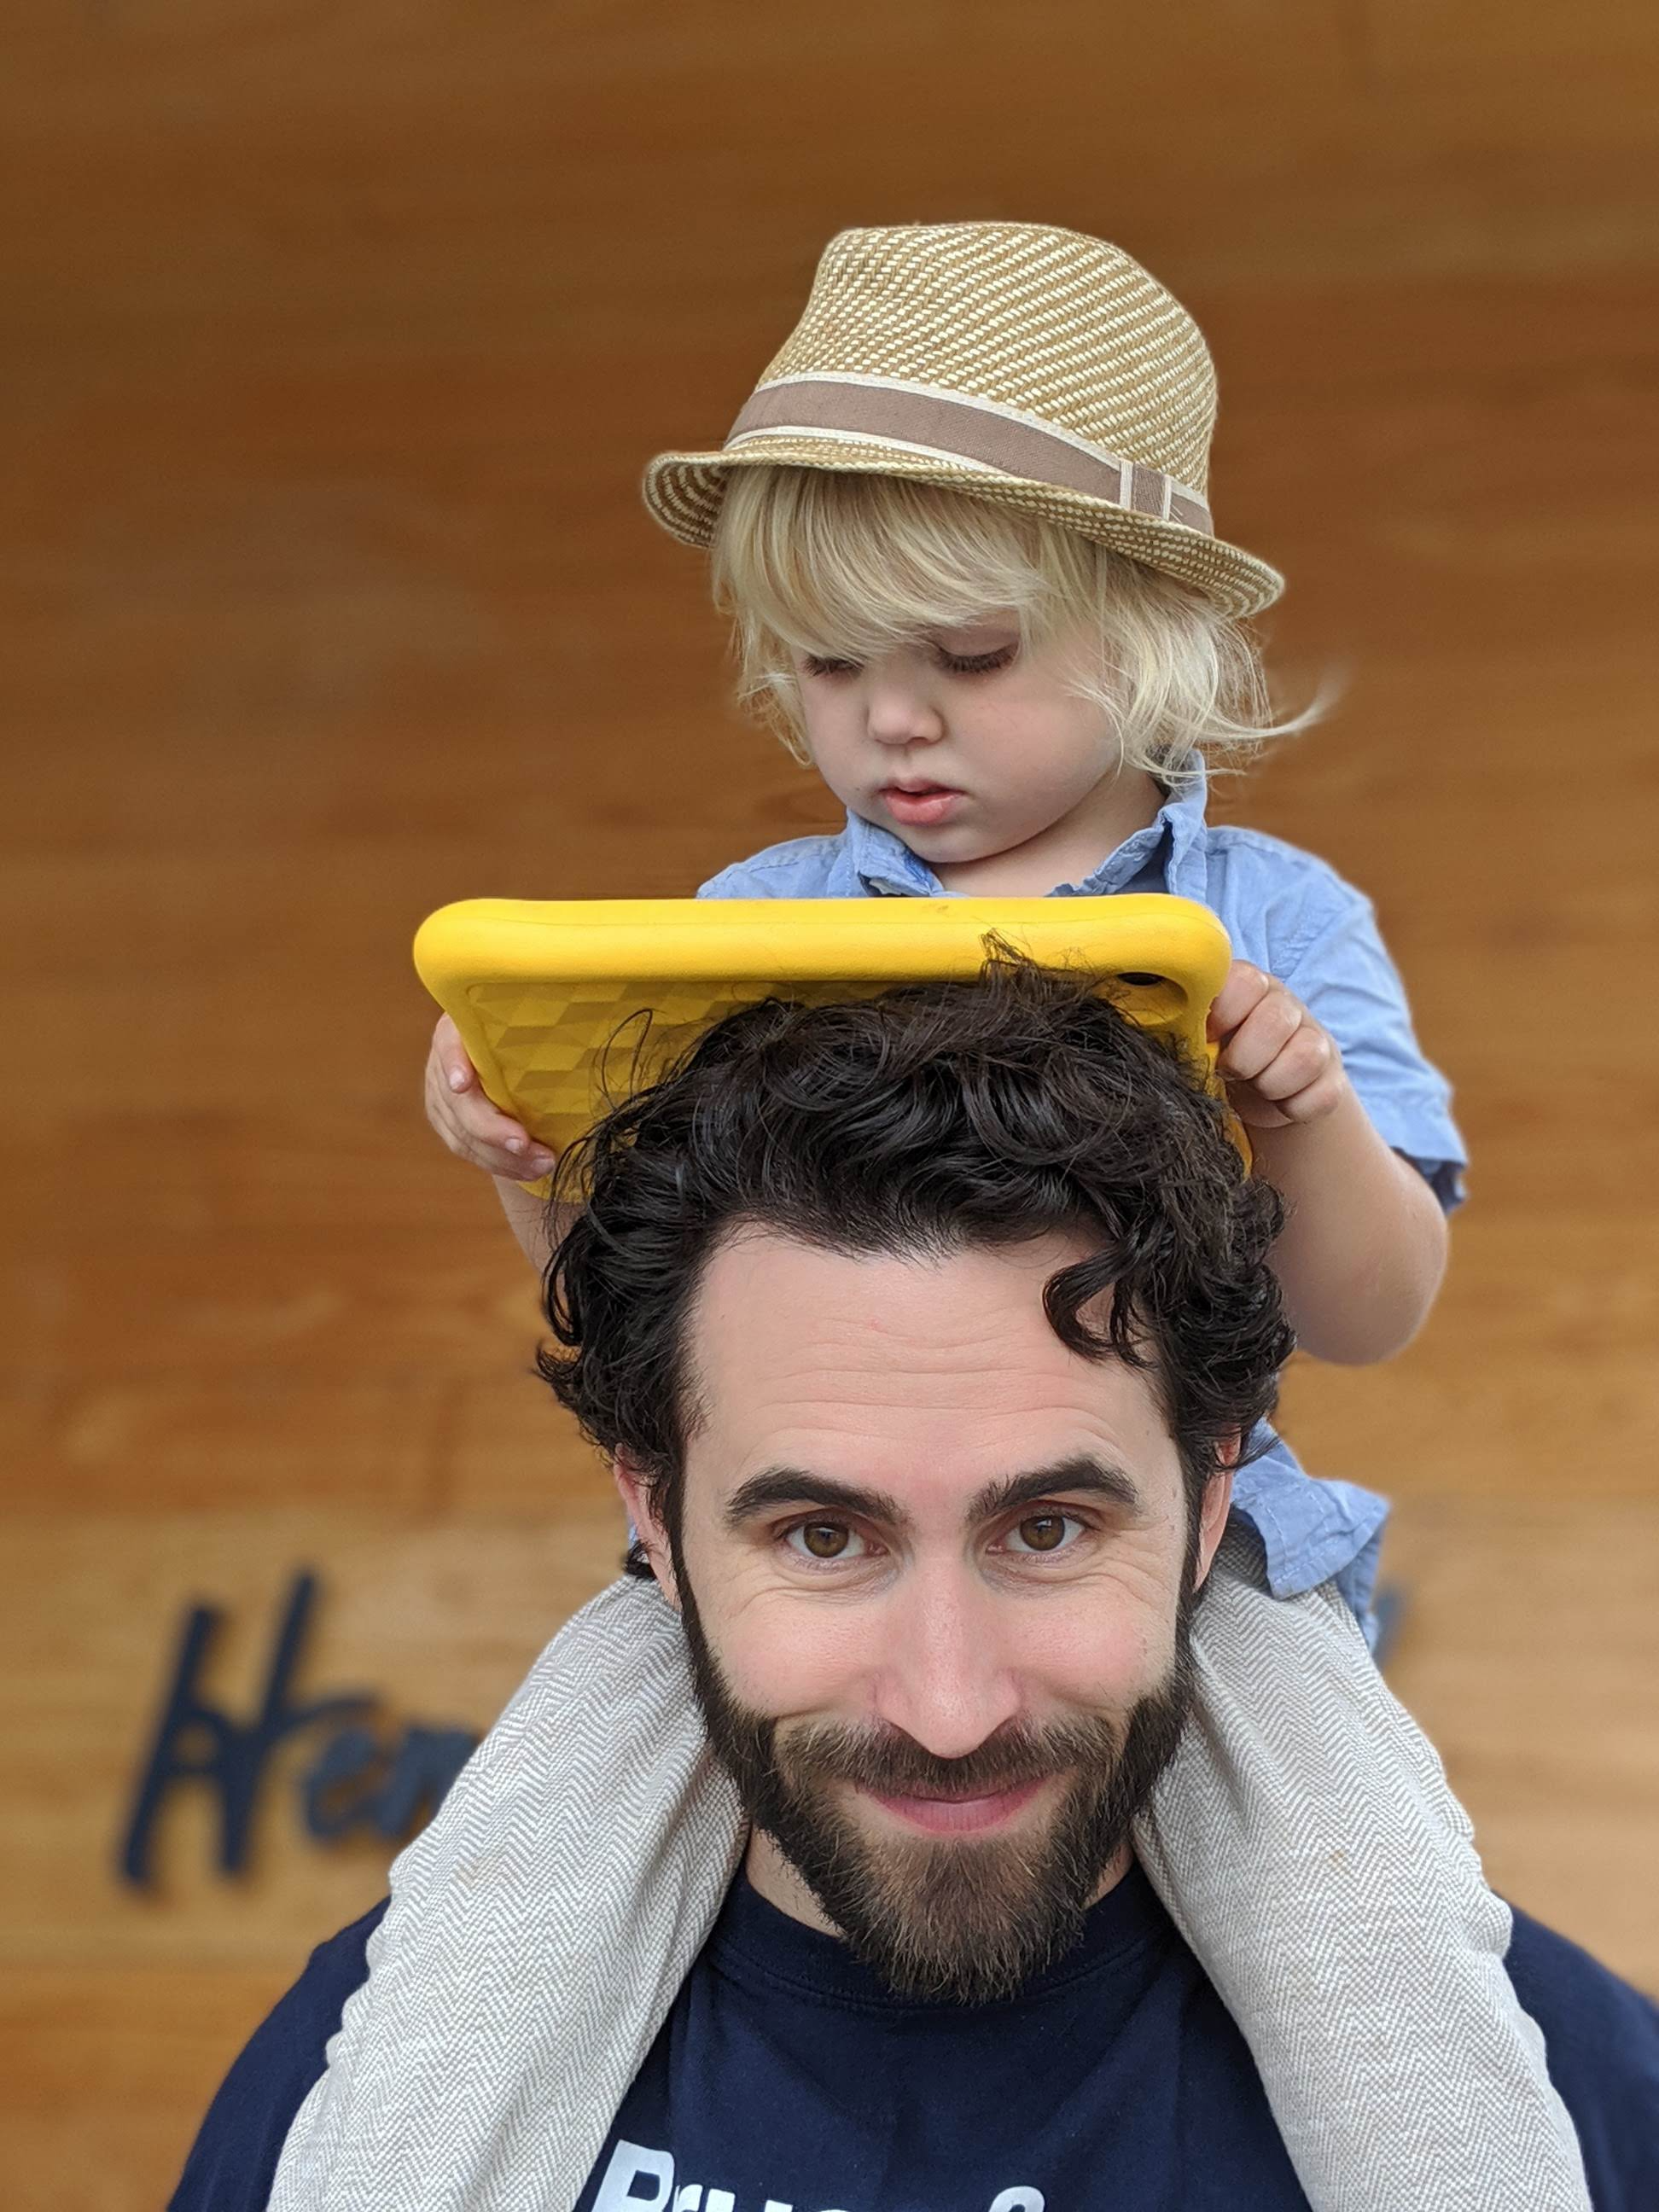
937,644,1018,677
800,655,862,679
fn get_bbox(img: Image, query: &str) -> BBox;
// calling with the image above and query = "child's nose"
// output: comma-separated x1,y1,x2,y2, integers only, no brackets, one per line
865,672,946,748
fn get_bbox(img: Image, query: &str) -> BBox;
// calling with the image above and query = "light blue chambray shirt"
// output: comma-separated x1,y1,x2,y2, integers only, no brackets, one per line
697,767,1467,1621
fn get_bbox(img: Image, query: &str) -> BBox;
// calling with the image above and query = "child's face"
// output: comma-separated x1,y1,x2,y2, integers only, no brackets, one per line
790,615,1126,866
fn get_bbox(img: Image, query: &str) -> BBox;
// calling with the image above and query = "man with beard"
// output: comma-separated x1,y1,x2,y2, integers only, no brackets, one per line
173,965,1659,2212
644,1221,1211,2018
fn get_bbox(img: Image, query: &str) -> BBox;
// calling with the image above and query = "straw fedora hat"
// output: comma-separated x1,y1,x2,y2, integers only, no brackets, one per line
643,222,1283,619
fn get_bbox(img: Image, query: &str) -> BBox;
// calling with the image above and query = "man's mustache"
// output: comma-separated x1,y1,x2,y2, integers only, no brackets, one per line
777,1713,1123,1801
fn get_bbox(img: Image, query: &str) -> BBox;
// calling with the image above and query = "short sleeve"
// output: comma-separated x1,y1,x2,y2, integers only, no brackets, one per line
694,849,823,899
692,831,856,900
167,1903,385,2211
1279,885,1468,1212
695,864,754,899
1504,1906,1659,2209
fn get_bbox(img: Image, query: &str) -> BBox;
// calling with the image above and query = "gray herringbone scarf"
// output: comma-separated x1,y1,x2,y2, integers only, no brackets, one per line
268,1538,1589,2212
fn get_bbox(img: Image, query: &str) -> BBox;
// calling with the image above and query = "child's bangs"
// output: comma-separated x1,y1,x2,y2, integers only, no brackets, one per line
707,461,1315,776
713,467,1077,661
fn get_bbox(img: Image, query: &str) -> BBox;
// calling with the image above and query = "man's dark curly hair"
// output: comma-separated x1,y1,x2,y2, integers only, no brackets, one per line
537,955,1294,1569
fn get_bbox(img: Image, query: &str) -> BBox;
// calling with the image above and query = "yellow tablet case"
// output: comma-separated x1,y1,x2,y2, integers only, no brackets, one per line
414,894,1239,1176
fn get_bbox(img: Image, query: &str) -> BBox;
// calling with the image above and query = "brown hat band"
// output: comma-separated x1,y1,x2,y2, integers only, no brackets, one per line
725,375,1214,537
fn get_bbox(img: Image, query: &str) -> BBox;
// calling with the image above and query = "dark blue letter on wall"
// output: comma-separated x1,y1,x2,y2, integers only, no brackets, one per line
120,1572,373,1886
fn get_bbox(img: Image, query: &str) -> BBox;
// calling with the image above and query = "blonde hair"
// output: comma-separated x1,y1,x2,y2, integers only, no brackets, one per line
709,467,1316,779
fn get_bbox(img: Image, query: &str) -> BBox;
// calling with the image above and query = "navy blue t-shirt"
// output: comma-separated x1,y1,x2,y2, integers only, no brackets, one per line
172,1866,1659,2210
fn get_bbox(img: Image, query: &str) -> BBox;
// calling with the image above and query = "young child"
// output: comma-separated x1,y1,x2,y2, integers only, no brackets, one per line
419,225,1588,2207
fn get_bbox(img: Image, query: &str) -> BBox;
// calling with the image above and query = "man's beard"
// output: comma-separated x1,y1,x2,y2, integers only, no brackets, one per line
675,1560,1197,2006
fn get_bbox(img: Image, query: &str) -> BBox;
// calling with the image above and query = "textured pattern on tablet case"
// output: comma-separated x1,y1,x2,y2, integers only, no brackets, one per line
413,894,1236,1166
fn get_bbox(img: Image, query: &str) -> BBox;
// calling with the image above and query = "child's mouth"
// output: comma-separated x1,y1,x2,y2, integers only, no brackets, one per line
880,783,963,827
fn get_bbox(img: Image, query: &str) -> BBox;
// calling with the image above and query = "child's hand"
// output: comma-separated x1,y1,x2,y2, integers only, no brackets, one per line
423,1015,558,1182
1207,962,1348,1130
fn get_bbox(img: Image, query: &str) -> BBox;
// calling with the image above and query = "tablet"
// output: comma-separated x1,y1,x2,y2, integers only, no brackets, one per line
413,894,1240,1183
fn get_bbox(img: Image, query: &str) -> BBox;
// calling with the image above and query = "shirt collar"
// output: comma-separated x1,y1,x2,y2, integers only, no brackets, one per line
712,1858,1172,2010
847,760,1213,902
845,806,943,897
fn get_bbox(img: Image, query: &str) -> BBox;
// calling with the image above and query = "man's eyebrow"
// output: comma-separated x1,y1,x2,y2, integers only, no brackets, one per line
723,1470,910,1530
721,1457,1141,1532
967,1457,1144,1523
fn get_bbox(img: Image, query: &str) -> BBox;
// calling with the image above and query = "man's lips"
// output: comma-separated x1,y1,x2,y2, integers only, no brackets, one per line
863,1775,1047,1836
879,783,963,827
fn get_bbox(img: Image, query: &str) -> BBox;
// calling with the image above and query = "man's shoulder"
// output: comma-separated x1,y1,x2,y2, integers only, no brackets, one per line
167,1900,387,2211
1506,1905,1659,2201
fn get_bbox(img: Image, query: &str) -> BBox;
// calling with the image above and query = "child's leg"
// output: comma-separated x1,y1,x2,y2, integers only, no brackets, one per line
1132,1524,1591,2212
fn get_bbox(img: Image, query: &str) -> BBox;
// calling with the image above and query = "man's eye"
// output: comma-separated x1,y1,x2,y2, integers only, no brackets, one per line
800,655,861,678
1003,1512,1081,1557
785,1521,865,1562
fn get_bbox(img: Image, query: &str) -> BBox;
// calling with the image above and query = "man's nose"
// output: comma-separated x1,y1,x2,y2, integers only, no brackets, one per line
869,1568,1022,1761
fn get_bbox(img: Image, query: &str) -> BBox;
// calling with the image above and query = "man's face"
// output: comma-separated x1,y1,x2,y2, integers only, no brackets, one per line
619,1229,1232,2004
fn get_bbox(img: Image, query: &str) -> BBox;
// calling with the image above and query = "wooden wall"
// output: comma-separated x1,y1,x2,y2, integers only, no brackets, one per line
3,4,1656,2202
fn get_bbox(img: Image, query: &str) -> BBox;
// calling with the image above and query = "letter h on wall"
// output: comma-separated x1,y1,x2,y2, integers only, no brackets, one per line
119,1572,373,1886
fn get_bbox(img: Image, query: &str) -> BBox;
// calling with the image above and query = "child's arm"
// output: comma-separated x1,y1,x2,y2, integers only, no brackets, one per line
1208,962,1449,1365
425,1015,563,1273
492,1178,567,1277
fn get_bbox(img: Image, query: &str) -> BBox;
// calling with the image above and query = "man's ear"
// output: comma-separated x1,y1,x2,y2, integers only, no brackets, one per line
613,1451,680,1610
1190,1430,1239,1593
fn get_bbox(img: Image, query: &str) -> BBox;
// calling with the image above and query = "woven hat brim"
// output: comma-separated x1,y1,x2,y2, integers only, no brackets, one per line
643,436,1284,620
